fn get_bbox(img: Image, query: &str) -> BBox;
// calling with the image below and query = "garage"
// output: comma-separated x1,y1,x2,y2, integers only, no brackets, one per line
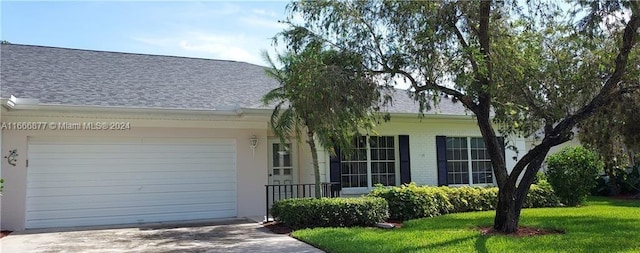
25,137,237,229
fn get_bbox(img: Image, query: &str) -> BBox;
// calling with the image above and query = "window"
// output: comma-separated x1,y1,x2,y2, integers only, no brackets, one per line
446,137,493,185
341,136,397,188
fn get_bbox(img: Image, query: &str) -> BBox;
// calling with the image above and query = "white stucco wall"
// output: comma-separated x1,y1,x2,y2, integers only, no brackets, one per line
296,115,526,188
0,107,271,231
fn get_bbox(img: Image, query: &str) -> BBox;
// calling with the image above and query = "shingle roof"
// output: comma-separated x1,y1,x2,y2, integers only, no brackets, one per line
0,44,468,115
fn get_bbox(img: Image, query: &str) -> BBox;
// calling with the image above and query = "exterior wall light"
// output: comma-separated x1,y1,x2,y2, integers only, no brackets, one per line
250,135,259,157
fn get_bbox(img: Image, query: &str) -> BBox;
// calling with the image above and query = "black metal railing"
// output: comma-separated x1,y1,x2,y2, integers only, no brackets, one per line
265,182,341,218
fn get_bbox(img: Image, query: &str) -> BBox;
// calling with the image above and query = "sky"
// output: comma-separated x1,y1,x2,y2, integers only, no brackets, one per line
1,1,292,66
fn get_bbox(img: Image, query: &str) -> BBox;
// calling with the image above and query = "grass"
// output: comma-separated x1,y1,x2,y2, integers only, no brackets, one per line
292,197,640,253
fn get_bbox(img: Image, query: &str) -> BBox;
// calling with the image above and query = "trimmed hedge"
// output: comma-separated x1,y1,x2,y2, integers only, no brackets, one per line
271,197,389,229
368,183,451,221
523,183,562,208
369,183,560,221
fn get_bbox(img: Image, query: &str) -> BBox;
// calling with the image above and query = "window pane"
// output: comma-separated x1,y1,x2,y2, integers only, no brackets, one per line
388,150,395,160
369,136,396,186
371,162,379,173
283,144,292,166
272,143,280,167
341,164,349,174
342,136,397,188
445,137,494,185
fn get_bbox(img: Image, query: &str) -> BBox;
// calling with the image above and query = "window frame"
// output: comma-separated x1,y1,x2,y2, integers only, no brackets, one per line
445,136,495,186
340,136,400,194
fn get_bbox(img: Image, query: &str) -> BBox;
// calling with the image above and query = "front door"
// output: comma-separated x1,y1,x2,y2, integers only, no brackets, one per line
268,140,296,185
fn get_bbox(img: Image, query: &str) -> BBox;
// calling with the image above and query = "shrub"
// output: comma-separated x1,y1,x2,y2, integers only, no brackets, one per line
523,183,561,208
369,183,452,220
546,146,603,206
270,197,388,229
440,186,498,213
370,183,560,221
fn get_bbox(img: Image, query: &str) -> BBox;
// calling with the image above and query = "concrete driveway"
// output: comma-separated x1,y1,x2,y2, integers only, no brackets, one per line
0,219,323,253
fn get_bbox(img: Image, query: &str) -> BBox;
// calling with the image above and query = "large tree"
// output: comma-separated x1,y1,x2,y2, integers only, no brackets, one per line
279,0,640,233
579,91,640,194
263,42,387,198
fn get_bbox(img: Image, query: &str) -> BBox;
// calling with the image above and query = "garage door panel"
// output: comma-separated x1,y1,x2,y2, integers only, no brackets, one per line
29,151,236,160
27,193,237,211
28,143,235,154
27,210,237,229
30,155,234,169
27,167,237,179
27,175,237,188
26,137,238,229
31,145,235,158
27,203,236,220
27,183,236,196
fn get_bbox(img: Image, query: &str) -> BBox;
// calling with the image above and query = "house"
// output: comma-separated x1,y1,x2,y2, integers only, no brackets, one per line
0,44,525,231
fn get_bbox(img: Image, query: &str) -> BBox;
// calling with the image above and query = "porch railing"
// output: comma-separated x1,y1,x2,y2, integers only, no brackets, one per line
265,182,341,219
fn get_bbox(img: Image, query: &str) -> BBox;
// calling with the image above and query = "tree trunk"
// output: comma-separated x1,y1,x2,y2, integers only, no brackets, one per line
494,150,548,233
307,128,322,198
493,183,519,233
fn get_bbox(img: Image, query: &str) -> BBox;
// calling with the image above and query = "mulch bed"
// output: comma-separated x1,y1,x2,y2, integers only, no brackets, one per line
479,226,565,237
263,221,294,235
264,221,562,238
0,231,12,238
263,219,404,235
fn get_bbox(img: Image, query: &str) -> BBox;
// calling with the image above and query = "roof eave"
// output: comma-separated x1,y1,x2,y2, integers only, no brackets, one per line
0,100,248,117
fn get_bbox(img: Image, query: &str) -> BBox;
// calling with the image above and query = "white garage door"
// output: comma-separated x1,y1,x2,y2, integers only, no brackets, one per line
26,137,237,229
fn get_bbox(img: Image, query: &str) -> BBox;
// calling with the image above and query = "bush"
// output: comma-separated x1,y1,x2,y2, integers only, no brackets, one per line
546,146,603,206
369,183,560,221
523,183,561,208
440,186,498,213
270,197,388,229
369,183,452,220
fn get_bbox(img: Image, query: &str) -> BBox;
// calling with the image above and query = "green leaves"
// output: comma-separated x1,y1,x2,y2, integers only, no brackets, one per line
263,42,386,156
271,197,389,228
546,146,603,206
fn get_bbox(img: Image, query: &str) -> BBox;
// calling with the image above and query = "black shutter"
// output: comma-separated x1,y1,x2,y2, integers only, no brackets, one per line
329,147,341,184
398,135,411,184
436,136,448,186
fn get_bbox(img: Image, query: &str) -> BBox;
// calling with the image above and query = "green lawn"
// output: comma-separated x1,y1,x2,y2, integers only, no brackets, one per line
292,197,640,253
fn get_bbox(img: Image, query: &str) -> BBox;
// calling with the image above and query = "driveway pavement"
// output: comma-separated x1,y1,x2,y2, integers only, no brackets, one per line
0,219,323,253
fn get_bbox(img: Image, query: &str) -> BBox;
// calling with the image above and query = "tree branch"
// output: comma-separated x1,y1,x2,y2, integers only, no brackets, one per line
451,21,480,73
554,10,640,133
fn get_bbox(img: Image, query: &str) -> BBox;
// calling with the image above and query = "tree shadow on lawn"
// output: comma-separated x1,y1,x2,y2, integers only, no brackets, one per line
297,214,640,253
586,196,640,208
476,215,640,253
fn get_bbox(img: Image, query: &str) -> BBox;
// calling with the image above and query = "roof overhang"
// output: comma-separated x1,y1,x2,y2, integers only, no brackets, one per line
1,96,477,121
1,96,252,117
